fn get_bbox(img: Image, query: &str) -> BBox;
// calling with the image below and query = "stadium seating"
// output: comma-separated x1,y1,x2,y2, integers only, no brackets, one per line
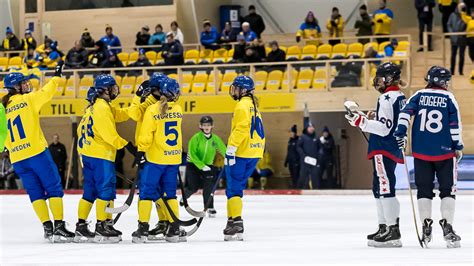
212,48,227,63
332,43,347,58
128,52,139,65
296,69,314,90
227,49,234,62
121,76,136,95
394,41,410,57
156,52,164,65
199,49,213,64
286,46,301,60
221,71,238,91
185,49,199,64
0,57,8,71
301,45,317,60
191,73,208,93
266,70,283,90
347,43,363,57
363,42,378,56
8,57,23,69
117,52,129,65
254,70,268,90
64,78,75,97
282,69,298,90
317,44,332,59
378,41,391,56
145,51,157,64
135,75,144,93
78,76,94,98
181,73,193,93
207,71,222,93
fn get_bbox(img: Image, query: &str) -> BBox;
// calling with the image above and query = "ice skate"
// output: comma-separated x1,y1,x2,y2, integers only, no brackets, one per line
52,221,74,243
421,219,433,246
165,222,181,243
373,224,402,248
43,221,54,243
132,222,149,244
439,219,461,248
148,221,168,241
367,224,387,247
74,221,95,243
207,208,217,218
223,217,244,241
179,227,187,242
106,219,122,241
93,221,120,244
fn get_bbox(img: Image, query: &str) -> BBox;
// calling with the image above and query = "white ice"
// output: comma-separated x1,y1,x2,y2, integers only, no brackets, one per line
1,193,473,265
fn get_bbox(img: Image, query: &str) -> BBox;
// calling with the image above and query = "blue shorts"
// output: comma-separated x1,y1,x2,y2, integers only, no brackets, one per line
81,155,116,201
372,154,397,198
13,149,64,202
139,162,179,201
225,157,259,198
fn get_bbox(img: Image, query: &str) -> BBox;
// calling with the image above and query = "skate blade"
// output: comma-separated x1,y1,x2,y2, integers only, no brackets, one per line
208,213,216,218
73,235,94,243
446,240,461,248
373,239,402,248
147,234,165,241
367,240,375,247
44,236,54,243
179,236,187,242
52,235,73,243
93,235,120,244
224,233,243,241
165,235,179,243
132,236,148,244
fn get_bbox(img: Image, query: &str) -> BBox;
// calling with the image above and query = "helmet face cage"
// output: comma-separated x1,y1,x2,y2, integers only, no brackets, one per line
229,84,249,100
108,84,120,100
162,89,180,102
16,80,33,94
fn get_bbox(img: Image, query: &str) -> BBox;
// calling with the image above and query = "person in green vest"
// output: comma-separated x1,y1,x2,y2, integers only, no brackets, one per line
0,104,7,151
182,116,226,218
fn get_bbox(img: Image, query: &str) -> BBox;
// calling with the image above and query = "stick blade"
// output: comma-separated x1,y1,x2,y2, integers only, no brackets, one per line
105,204,130,214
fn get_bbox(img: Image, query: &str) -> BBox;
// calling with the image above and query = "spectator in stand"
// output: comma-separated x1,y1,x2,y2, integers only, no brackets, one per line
80,28,95,50
266,40,286,62
284,125,300,188
169,21,184,44
103,50,124,68
448,2,468,75
0,151,20,189
49,134,67,187
364,46,383,65
384,38,399,57
65,41,88,69
162,32,184,65
129,49,152,67
250,38,266,59
135,25,151,50
416,0,435,52
439,0,458,34
243,5,266,39
297,122,318,189
315,127,336,189
355,5,373,44
24,47,36,68
327,7,345,45
249,150,273,190
200,19,220,50
1,27,22,55
240,22,257,43
100,24,122,54
373,0,394,43
296,11,322,46
34,40,61,69
461,7,474,62
232,34,246,62
220,21,238,45
87,40,109,68
149,24,166,51
22,29,37,51
243,46,262,63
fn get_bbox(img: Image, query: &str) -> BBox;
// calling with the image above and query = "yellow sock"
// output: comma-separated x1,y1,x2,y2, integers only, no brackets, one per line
78,198,93,221
156,198,167,221
96,199,108,221
248,177,254,188
32,199,51,223
49,197,64,221
138,200,152,223
227,198,232,218
163,199,179,223
228,196,242,219
107,200,114,220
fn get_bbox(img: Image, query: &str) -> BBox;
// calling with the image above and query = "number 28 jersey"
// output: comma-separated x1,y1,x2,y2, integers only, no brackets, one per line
138,102,183,165
396,88,463,161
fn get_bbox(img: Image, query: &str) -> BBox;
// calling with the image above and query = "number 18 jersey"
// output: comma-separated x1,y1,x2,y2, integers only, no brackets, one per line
396,88,463,161
138,102,183,165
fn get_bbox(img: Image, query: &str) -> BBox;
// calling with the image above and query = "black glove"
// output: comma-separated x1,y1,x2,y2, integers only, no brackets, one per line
136,80,150,97
133,151,146,168
331,20,337,27
124,141,137,156
54,61,64,77
296,36,301,43
376,19,383,23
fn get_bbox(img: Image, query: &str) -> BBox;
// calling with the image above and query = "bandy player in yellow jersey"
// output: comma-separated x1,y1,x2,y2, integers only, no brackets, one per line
132,78,184,243
224,76,265,241
75,74,146,243
2,62,76,242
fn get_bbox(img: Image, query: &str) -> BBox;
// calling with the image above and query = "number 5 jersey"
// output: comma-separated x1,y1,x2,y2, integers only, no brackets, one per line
395,88,463,161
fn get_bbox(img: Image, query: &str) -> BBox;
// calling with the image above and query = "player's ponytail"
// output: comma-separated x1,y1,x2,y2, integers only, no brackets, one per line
2,92,14,108
159,95,168,116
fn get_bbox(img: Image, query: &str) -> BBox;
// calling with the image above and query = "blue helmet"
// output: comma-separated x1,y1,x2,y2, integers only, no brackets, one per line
149,72,168,88
160,78,180,101
94,74,116,89
230,75,254,100
425,66,451,89
4,72,31,89
86,87,98,103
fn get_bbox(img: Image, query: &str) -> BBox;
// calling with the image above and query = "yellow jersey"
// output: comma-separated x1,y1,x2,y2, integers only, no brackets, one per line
326,17,345,38
129,95,158,142
228,97,265,159
461,12,474,38
4,78,59,163
138,102,183,165
373,13,392,35
77,98,130,162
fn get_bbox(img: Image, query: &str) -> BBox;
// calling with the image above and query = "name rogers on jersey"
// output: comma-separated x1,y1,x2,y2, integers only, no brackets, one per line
6,102,33,152
153,111,182,156
419,95,447,108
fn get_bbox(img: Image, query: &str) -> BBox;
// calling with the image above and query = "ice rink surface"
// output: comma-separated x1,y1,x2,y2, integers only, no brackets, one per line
0,193,472,265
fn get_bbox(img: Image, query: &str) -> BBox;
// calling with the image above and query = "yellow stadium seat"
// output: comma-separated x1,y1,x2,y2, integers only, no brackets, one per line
191,73,208,93
265,70,283,91
363,42,379,56
332,43,347,58
8,57,23,69
168,73,178,80
282,69,298,90
54,77,66,97
254,71,268,90
316,44,332,59
301,45,317,60
63,78,75,97
156,52,164,65
135,76,145,92
286,46,301,60
145,51,157,64
378,41,391,56
221,72,238,91
121,76,136,95
394,41,410,57
279,46,287,54
0,57,8,71
296,69,314,90
199,49,213,63
265,46,271,56
180,73,193,93
212,49,227,63
312,69,327,89
226,49,234,62
117,52,129,66
185,49,199,64
78,77,94,98
347,43,363,57
114,75,122,88
207,72,222,93
128,52,139,65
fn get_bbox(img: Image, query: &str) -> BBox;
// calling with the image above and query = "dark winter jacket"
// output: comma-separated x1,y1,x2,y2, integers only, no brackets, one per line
65,47,88,68
80,36,95,49
243,13,266,38
135,32,151,46
297,132,318,163
162,40,184,65
128,58,152,67
266,49,286,62
355,14,373,37
447,9,467,45
415,0,435,18
316,135,335,161
1,35,22,51
49,142,67,170
285,136,300,165
221,28,238,43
